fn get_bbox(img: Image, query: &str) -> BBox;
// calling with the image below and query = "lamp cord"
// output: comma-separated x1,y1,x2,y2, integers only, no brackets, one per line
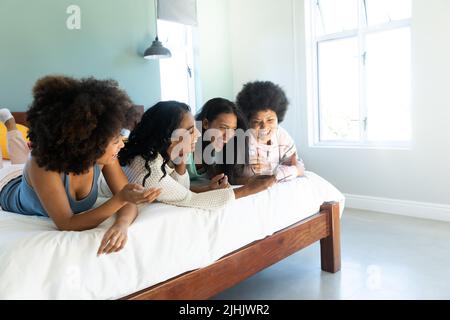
154,0,159,37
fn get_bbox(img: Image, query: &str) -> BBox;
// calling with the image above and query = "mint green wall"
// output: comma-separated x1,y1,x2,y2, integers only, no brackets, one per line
0,0,161,111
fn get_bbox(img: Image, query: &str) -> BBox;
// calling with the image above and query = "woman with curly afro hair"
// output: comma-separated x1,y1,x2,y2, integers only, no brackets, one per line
0,76,161,255
236,81,305,182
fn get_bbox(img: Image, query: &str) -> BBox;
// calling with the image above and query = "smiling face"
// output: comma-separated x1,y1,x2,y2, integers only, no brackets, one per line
167,112,201,160
249,109,278,143
202,112,238,151
97,133,125,165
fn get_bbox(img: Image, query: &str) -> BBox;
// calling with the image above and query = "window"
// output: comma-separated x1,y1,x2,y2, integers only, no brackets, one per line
158,19,197,112
306,0,412,147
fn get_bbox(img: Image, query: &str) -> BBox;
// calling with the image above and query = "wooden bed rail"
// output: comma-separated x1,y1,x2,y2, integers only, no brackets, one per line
122,201,341,300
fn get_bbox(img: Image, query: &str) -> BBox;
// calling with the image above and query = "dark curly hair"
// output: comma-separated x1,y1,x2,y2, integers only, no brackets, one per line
236,81,289,123
27,75,130,174
119,101,191,186
124,105,144,130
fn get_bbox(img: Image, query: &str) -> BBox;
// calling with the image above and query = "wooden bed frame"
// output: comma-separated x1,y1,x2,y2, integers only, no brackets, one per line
122,202,341,300
11,112,27,127
12,111,341,300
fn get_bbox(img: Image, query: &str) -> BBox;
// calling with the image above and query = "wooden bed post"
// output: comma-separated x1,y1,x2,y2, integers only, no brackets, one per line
320,202,341,273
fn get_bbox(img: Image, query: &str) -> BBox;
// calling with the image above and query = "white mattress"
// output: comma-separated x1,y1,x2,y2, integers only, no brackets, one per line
0,165,345,300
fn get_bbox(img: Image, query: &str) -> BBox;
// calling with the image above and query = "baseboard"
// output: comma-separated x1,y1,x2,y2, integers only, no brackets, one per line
344,194,450,222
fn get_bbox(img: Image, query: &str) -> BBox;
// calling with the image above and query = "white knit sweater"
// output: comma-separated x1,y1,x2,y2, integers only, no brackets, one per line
123,154,235,210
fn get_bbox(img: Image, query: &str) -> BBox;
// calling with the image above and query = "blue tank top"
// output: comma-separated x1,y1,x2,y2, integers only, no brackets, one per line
0,165,101,217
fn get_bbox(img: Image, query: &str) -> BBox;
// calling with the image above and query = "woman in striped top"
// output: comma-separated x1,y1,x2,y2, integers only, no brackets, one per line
236,81,305,182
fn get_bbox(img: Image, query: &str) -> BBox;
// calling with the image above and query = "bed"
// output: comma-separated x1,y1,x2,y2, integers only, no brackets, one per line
0,112,344,300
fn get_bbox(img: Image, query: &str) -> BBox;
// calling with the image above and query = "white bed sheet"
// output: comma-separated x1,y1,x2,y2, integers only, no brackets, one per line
0,166,344,300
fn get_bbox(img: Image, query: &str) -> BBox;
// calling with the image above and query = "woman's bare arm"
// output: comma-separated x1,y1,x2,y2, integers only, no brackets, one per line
101,160,139,226
28,159,127,231
282,153,304,176
27,158,158,232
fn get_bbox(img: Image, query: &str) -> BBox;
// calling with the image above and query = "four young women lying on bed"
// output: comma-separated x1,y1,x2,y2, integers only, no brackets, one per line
0,76,303,254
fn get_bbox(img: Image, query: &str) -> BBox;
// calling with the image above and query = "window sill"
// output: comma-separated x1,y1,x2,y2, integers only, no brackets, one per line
309,142,412,151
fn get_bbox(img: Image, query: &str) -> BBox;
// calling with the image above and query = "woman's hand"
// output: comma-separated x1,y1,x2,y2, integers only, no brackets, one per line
233,174,276,199
250,157,272,175
209,173,230,190
97,222,129,255
246,174,277,193
118,183,162,205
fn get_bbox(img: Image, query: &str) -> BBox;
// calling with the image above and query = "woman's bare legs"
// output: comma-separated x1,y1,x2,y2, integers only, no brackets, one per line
0,109,30,166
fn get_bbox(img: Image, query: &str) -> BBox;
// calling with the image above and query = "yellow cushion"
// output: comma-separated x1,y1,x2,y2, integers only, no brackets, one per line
0,123,29,160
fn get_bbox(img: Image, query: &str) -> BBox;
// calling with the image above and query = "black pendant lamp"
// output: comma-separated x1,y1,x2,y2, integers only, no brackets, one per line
144,0,172,60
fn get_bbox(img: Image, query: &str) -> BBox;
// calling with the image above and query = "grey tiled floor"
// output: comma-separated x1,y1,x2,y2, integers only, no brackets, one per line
213,208,450,300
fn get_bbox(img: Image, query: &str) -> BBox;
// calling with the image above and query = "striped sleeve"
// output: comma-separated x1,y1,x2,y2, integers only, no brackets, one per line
125,156,235,210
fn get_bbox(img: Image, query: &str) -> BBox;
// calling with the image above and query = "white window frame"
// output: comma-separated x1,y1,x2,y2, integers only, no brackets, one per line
305,0,412,149
158,19,197,112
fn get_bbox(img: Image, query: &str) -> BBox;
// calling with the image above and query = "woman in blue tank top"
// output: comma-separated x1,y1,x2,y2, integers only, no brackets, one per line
0,76,161,255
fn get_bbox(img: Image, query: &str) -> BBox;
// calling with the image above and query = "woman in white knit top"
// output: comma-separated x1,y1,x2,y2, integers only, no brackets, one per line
118,101,276,210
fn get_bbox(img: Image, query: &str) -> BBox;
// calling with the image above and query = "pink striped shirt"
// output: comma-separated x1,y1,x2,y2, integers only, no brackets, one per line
245,126,303,181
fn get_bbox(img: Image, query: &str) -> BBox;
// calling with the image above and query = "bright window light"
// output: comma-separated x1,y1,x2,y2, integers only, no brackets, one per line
308,0,412,147
158,20,196,112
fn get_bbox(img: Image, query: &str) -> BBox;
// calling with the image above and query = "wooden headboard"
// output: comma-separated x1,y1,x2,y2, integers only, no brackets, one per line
11,105,144,129
12,112,27,126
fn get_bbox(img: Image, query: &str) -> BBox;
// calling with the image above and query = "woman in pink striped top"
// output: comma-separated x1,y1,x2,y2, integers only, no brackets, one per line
236,81,305,182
